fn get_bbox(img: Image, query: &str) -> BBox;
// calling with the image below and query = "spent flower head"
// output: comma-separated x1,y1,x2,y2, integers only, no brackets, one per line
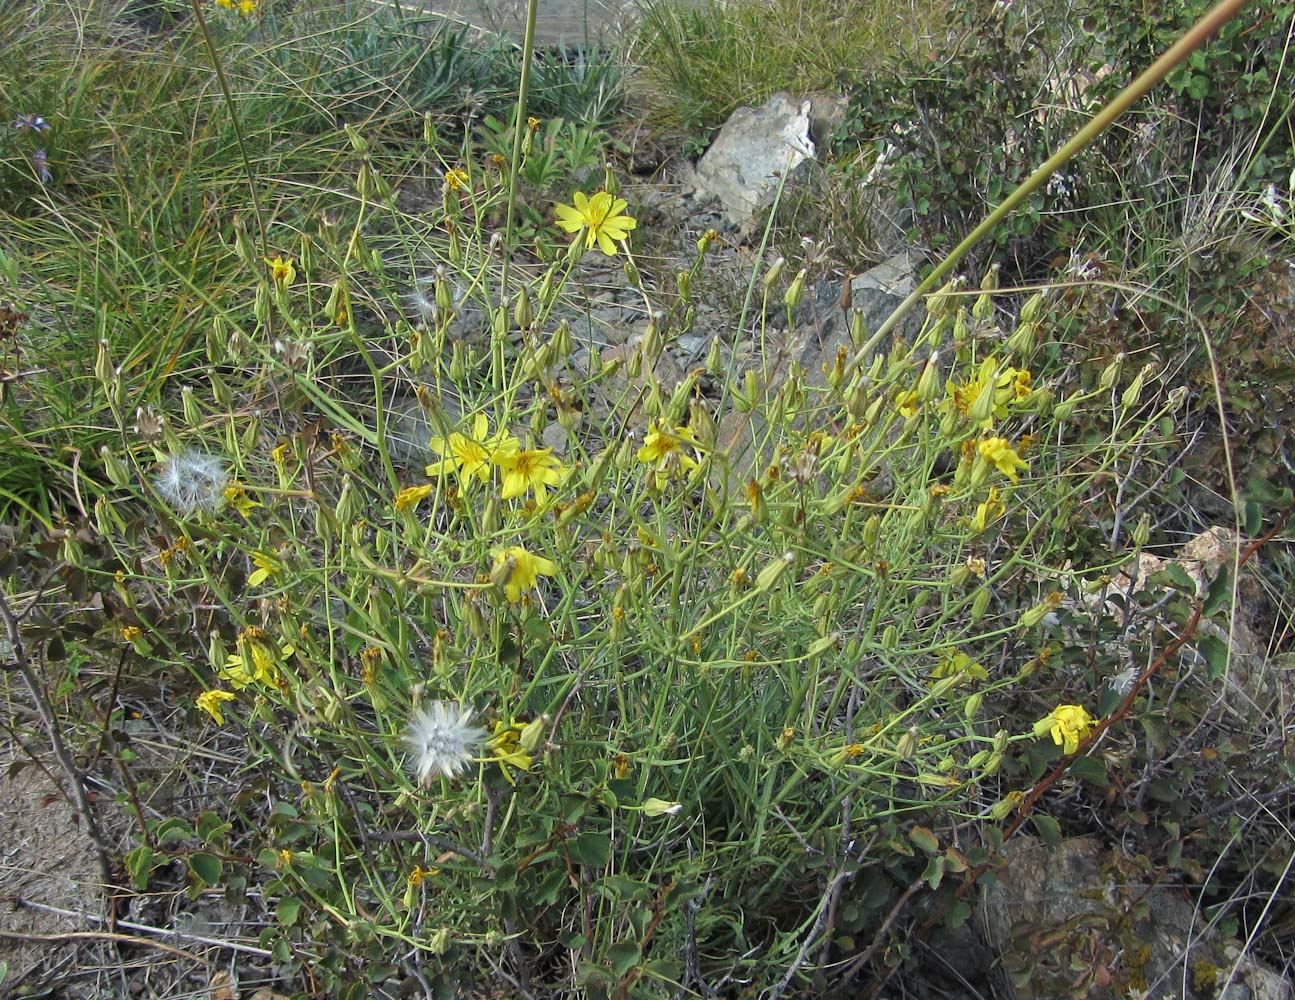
554,191,637,257
405,701,483,785
196,689,235,725
155,451,228,515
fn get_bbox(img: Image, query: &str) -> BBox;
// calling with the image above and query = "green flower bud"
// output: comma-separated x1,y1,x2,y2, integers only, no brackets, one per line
915,351,942,401
99,445,132,488
784,268,807,308
764,256,785,289
1054,389,1081,422
754,550,794,593
1019,291,1045,324
849,309,868,349
1098,352,1125,390
969,587,991,623
513,287,533,330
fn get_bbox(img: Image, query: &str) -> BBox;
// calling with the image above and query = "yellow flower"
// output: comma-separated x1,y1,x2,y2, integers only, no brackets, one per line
495,446,567,502
220,628,288,690
970,485,1005,533
444,168,469,191
895,389,921,419
237,0,256,12
641,797,682,817
196,689,235,725
224,484,262,518
265,255,295,289
394,483,434,512
487,720,533,784
120,626,142,643
977,437,1029,481
426,414,508,487
947,359,1033,429
1034,704,1095,755
248,550,284,587
554,191,637,256
636,421,700,490
491,545,557,603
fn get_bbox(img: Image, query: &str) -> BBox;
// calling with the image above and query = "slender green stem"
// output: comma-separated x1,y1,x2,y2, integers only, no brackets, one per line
187,1,266,253
848,0,1253,376
501,0,541,290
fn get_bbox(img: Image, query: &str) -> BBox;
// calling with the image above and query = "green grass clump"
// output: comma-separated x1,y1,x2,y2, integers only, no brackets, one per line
631,0,948,145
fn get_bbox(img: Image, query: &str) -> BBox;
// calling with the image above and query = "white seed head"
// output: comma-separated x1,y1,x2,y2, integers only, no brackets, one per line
405,701,483,785
154,451,228,516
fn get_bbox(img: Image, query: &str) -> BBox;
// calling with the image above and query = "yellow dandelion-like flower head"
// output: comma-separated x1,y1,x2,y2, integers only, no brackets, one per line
554,191,637,257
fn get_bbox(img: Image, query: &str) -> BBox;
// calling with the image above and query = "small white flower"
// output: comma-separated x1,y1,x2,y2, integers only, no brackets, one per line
405,701,483,785
154,451,228,516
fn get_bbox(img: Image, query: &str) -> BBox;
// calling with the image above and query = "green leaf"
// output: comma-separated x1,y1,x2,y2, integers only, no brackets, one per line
125,846,156,891
920,855,945,890
945,899,972,930
606,940,641,977
1031,814,1062,848
1244,501,1263,537
196,811,230,845
1204,567,1234,618
1069,755,1108,788
1152,563,1196,593
278,896,303,927
569,832,611,867
189,852,222,886
154,817,195,847
908,825,939,855
643,958,683,980
1197,634,1230,681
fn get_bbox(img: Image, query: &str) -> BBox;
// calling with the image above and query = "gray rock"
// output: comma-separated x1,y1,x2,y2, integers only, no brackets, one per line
977,835,1294,1000
694,92,818,232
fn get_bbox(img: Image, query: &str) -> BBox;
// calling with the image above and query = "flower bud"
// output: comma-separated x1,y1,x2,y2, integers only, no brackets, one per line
849,309,868,350
1006,320,1037,357
754,551,794,593
925,277,961,319
623,256,642,289
1019,592,1062,629
988,790,1023,820
915,351,941,401
335,477,361,524
641,797,682,817
677,269,692,301
764,256,785,289
1121,364,1152,412
95,495,124,536
784,268,807,309
1019,291,1045,324
99,445,132,488
519,716,547,753
1098,352,1125,391
210,369,232,408
513,287,533,330
1053,389,1081,422
969,587,991,623
1132,513,1151,548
